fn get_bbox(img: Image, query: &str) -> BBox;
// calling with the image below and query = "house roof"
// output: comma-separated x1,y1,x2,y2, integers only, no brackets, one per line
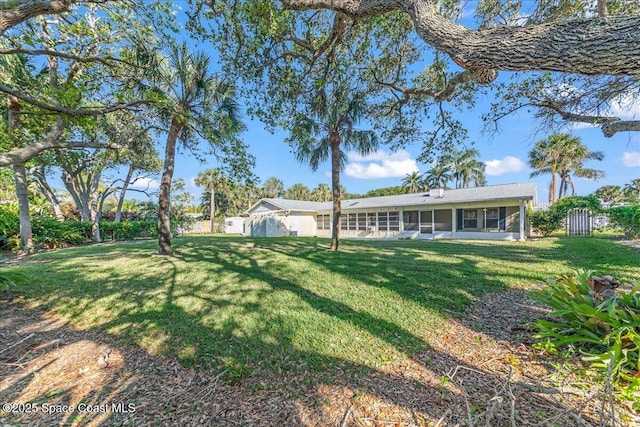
246,198,328,213
246,183,537,214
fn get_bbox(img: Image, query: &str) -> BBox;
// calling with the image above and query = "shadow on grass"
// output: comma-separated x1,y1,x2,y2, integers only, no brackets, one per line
1,235,627,424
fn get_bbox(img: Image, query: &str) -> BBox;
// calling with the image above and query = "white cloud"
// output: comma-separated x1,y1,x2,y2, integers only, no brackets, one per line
130,177,160,189
347,149,412,163
484,156,527,176
345,149,419,179
571,121,597,130
610,94,640,120
622,152,640,167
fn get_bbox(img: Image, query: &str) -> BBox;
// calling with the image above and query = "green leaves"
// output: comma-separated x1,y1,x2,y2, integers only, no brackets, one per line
608,205,640,239
533,269,640,401
530,195,603,236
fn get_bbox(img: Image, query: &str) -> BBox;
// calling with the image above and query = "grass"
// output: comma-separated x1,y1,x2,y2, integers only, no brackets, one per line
3,235,639,382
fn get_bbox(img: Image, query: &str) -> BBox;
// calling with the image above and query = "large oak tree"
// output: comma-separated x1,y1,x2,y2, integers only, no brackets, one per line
280,0,639,79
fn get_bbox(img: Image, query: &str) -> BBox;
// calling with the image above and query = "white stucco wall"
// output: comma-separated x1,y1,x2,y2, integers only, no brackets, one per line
224,217,245,234
247,212,316,237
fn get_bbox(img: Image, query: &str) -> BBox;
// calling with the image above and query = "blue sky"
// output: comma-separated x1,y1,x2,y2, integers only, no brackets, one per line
129,2,640,203
150,100,640,203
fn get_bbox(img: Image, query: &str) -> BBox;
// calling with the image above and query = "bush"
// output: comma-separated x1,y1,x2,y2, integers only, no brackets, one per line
0,214,161,252
0,204,19,250
607,205,640,239
533,270,640,403
530,196,603,236
31,216,91,248
99,220,159,241
529,209,565,237
0,270,27,291
100,211,142,222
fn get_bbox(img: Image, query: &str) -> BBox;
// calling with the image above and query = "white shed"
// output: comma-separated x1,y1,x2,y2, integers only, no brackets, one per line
224,217,246,235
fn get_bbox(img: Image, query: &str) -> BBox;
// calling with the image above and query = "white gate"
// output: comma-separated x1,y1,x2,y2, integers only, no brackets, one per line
566,208,593,236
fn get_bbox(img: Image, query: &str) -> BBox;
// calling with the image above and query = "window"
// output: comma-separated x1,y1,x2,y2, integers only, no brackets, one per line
367,213,377,231
420,210,433,233
348,213,357,230
389,211,400,231
317,214,330,230
378,211,389,231
485,208,499,230
463,209,477,229
358,213,367,231
340,213,348,230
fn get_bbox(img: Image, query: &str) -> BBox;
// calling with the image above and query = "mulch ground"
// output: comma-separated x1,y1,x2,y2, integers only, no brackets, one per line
1,286,637,426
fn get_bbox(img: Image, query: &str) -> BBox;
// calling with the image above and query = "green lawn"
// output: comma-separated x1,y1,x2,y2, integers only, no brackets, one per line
3,236,639,382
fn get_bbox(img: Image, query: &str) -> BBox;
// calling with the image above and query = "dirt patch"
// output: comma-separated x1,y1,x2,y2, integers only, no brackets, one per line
0,291,635,426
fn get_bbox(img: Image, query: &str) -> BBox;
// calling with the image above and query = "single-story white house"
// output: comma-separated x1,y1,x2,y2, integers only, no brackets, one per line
245,183,537,241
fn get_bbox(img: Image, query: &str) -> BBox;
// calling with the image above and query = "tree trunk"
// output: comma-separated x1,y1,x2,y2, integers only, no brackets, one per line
7,97,33,252
209,185,215,234
549,173,557,204
114,164,134,223
568,176,576,196
90,192,101,243
329,132,341,251
158,117,182,256
29,165,64,220
60,169,91,221
12,162,33,252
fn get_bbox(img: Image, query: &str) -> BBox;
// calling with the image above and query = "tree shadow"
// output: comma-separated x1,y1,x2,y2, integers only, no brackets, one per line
1,235,624,425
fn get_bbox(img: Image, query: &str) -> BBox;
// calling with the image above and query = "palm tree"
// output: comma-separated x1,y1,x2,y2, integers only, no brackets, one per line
423,163,451,189
529,134,604,204
444,149,486,189
557,139,604,198
152,43,242,255
262,176,284,198
529,135,566,204
289,83,377,250
401,171,427,193
285,183,311,200
311,183,332,202
194,168,229,234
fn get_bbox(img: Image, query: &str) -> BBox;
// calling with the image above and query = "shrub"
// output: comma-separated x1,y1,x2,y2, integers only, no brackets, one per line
0,270,27,291
1,215,162,252
552,195,602,215
0,204,19,250
607,205,640,239
99,220,159,241
100,211,142,222
531,196,603,236
529,209,565,237
533,270,640,403
31,216,91,248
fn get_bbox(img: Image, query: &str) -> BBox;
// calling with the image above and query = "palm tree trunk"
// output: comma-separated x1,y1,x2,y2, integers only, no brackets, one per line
569,177,576,195
114,164,134,223
550,173,557,204
329,133,341,251
209,184,215,234
158,117,182,256
558,173,566,200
